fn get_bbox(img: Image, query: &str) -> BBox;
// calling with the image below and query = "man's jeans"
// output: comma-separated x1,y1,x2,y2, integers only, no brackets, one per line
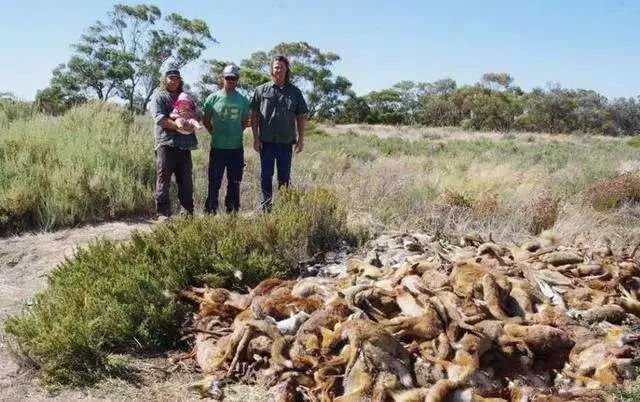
205,148,244,213
260,142,293,210
155,146,194,216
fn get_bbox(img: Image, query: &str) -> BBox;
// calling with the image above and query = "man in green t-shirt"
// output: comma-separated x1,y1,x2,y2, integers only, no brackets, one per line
202,64,250,214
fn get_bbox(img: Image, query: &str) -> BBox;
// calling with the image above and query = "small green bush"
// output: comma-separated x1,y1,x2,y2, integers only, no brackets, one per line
4,187,365,385
622,385,640,402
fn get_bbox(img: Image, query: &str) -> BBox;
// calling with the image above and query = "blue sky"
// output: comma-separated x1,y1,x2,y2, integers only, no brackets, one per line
2,0,639,100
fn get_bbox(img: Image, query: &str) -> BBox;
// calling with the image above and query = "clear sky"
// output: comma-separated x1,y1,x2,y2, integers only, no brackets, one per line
2,0,639,100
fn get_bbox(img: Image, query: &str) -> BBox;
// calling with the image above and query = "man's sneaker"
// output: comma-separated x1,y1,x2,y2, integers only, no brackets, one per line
178,207,194,217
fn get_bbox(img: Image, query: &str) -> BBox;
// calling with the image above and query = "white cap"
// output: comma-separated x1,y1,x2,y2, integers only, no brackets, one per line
222,64,240,78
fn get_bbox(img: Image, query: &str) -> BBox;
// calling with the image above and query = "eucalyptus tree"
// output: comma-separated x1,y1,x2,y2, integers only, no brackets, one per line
199,42,352,119
42,4,215,113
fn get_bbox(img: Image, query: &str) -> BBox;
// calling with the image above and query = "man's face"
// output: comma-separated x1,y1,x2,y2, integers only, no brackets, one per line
165,75,181,92
271,61,287,84
223,75,238,91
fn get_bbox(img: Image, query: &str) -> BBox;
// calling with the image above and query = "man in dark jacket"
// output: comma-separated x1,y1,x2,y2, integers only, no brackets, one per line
150,69,198,218
250,55,308,211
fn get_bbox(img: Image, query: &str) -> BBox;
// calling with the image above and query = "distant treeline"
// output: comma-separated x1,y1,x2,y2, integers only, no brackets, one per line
10,3,639,136
335,76,640,136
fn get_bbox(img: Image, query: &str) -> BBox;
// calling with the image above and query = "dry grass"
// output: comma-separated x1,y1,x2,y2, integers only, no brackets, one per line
526,191,560,234
2,103,640,248
588,173,640,210
281,124,640,247
318,123,619,144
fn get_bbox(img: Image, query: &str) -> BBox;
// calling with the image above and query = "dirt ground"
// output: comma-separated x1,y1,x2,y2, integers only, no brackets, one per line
0,220,269,401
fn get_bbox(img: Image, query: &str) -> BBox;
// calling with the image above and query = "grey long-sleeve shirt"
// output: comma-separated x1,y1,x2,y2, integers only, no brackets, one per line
151,89,198,150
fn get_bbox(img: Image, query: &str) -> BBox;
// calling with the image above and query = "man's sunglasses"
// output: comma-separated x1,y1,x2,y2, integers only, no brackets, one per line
224,76,238,81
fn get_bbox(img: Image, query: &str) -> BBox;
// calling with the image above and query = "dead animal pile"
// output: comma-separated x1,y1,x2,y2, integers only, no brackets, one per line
181,232,640,401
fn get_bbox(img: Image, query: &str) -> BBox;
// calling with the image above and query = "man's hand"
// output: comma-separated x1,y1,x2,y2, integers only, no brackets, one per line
295,116,305,154
180,121,195,133
253,138,262,152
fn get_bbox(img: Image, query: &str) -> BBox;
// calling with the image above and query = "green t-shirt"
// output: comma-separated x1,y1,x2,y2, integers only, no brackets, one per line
203,90,250,149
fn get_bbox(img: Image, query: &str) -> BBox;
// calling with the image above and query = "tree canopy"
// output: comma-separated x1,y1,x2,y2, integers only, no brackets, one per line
198,42,353,119
37,3,215,114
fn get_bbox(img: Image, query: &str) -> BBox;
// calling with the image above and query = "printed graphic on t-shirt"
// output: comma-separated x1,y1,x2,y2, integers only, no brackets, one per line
218,105,240,122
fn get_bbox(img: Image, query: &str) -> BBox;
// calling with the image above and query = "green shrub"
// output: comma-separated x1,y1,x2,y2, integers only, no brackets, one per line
4,187,365,385
0,102,155,233
622,385,640,402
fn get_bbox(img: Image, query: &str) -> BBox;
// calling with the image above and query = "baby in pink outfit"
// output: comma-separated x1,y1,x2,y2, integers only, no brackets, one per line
170,92,202,134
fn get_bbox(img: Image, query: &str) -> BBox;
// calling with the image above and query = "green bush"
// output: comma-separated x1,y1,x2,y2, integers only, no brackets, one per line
0,102,155,233
4,187,365,385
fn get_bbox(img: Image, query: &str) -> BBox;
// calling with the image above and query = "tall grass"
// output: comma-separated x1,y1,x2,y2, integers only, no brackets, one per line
5,187,363,385
0,98,35,128
0,102,155,233
2,103,640,244
287,127,640,243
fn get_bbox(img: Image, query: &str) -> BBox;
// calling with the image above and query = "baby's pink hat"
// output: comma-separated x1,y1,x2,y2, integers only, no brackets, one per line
175,92,195,109
177,92,194,103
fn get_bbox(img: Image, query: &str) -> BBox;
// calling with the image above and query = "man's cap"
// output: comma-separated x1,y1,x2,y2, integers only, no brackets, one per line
222,64,240,78
165,69,181,77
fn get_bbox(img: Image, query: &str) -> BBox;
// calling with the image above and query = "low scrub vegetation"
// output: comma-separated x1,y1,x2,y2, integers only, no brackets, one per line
4,187,363,385
0,95,35,128
525,191,560,234
0,102,155,234
2,102,640,245
588,173,640,210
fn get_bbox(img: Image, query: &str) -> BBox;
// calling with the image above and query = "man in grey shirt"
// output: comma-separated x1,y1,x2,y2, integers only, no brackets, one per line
150,69,198,218
250,55,308,211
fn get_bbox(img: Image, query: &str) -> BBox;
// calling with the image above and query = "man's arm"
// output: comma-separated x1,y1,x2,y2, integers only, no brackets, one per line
201,95,213,134
294,115,306,153
249,90,262,152
241,110,251,129
203,111,213,134
251,110,262,152
159,117,180,131
294,88,309,153
153,93,184,132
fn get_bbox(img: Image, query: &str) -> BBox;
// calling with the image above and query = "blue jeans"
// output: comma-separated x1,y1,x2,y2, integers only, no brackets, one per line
205,148,244,213
260,142,293,210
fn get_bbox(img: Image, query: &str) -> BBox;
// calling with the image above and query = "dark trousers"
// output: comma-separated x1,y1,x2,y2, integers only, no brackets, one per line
155,146,194,216
260,142,293,210
205,148,244,213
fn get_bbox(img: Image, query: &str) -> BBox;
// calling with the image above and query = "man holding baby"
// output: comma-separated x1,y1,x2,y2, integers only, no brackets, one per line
150,69,197,219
